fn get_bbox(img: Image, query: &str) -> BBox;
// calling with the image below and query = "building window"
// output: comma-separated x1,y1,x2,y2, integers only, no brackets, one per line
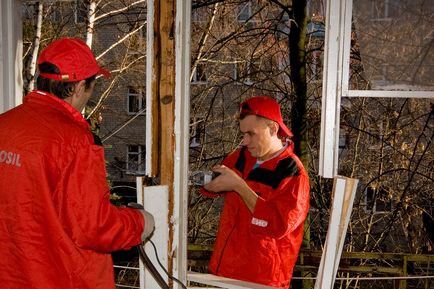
237,2,252,22
192,6,208,22
75,0,87,24
126,145,145,174
364,187,393,213
192,63,207,84
236,60,260,85
128,23,146,54
275,13,291,40
22,3,35,20
189,117,204,148
370,0,400,20
127,87,145,114
309,50,323,83
49,2,67,23
307,21,325,38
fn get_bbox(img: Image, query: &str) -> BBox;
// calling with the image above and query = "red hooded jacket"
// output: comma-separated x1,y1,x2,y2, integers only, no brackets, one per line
201,145,310,288
0,91,144,289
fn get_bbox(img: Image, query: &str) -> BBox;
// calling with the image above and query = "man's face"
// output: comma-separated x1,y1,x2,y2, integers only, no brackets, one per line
239,115,275,161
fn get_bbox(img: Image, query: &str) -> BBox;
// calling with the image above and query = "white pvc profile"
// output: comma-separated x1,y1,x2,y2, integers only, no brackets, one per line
145,0,154,177
136,177,146,289
187,272,275,289
173,0,191,287
314,176,358,289
345,90,434,98
0,0,22,113
319,0,352,178
314,177,346,289
136,178,170,289
340,0,353,98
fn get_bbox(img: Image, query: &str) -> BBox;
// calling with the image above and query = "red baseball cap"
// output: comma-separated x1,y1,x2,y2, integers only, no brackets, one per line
240,96,293,137
37,38,111,82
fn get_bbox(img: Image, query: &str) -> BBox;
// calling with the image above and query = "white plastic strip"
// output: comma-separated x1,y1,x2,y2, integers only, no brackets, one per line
0,0,22,113
315,176,358,289
294,275,434,280
315,177,346,289
173,0,191,287
145,0,154,176
137,180,169,289
319,0,351,178
136,177,146,289
345,90,434,98
187,272,276,289
331,177,358,283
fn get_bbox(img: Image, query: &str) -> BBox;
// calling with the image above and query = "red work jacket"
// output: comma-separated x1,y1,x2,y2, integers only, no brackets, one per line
0,91,144,289
201,145,310,288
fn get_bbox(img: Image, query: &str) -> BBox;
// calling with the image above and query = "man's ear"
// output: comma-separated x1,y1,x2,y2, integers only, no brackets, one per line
73,80,86,98
269,121,279,136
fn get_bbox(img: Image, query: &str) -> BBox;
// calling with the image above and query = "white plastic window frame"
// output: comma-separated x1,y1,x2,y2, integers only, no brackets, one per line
319,0,434,179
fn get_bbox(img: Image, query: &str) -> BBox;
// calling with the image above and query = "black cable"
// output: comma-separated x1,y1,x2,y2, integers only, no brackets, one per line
137,245,170,289
148,239,188,289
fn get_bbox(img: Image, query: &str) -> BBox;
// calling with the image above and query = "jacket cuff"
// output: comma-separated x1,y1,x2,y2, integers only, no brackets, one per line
199,187,222,198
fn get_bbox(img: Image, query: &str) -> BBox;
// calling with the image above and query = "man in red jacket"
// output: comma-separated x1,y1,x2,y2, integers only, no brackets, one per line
0,38,154,289
202,96,310,288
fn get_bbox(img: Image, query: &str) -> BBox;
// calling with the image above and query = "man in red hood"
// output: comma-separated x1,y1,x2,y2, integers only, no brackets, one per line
201,96,310,288
0,38,154,289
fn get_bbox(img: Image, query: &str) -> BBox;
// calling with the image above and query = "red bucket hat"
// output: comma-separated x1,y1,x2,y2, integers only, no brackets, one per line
240,96,293,137
37,38,111,82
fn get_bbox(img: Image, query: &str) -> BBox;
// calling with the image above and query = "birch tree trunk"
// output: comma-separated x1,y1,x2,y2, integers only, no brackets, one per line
86,1,96,47
26,1,43,93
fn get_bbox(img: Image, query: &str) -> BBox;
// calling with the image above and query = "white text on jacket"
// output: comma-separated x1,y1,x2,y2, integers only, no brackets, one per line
0,150,22,167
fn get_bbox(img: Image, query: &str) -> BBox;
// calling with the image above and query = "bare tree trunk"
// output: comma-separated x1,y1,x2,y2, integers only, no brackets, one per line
288,1,311,289
289,0,308,166
26,2,43,93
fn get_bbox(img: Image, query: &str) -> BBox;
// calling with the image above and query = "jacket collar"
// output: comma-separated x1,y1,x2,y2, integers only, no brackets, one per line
25,90,90,130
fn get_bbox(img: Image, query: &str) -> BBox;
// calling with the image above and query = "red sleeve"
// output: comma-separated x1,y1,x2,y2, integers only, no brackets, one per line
250,172,310,239
60,144,144,253
199,187,222,198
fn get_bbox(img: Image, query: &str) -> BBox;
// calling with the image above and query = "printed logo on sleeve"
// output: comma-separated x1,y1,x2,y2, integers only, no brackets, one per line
0,150,22,167
251,217,268,227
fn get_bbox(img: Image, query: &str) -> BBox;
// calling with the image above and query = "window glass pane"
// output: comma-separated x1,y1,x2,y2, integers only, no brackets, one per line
75,0,87,24
127,87,144,113
192,64,207,83
128,145,139,153
237,3,251,22
127,145,145,173
351,0,433,91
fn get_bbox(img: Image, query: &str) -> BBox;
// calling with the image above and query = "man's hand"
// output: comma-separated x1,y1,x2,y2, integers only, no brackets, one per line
140,210,155,241
203,165,244,193
204,165,258,213
127,203,155,241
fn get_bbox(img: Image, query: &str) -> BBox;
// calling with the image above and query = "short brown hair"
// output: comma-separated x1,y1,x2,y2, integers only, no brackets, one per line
37,62,96,99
